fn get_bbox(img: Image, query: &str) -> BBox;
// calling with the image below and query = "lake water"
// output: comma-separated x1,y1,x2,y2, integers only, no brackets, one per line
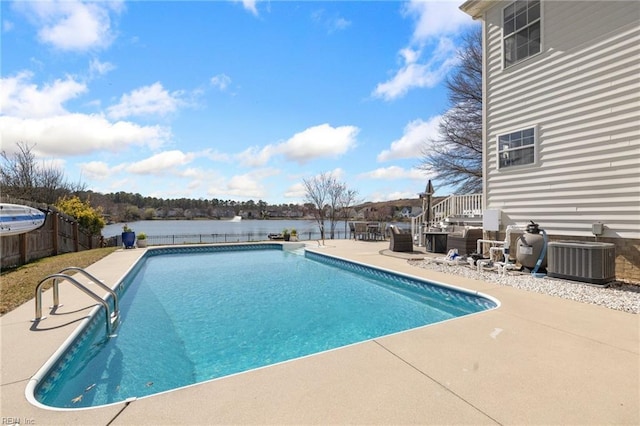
102,219,410,242
104,219,326,238
104,219,344,240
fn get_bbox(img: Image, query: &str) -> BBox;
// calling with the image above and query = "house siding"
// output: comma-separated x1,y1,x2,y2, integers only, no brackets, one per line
481,1,640,282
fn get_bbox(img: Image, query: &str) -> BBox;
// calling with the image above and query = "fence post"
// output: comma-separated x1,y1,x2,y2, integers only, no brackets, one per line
73,221,80,252
52,212,59,255
19,233,27,264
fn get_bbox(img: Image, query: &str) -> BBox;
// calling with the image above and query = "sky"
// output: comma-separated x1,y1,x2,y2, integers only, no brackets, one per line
1,0,478,204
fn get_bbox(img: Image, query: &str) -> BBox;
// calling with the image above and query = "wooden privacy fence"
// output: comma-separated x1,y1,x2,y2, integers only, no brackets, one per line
1,206,101,270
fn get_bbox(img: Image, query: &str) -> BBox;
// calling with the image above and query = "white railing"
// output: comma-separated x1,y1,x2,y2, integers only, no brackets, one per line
411,194,483,246
434,193,483,222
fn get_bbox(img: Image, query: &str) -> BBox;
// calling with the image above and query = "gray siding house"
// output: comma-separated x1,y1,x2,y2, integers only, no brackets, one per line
460,0,640,282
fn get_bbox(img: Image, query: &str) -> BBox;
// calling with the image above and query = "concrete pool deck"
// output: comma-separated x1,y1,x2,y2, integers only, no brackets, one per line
1,240,638,425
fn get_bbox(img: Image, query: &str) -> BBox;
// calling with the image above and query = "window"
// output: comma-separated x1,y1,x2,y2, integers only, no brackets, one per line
503,0,541,67
498,128,536,168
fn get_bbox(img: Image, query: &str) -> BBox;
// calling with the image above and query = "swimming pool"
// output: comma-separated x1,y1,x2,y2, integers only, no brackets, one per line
28,243,498,409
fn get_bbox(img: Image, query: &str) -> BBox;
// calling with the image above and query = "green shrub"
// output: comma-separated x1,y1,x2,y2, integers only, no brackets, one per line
56,196,105,235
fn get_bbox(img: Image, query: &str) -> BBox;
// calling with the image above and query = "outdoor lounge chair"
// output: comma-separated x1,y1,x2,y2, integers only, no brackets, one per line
389,225,413,252
446,227,483,256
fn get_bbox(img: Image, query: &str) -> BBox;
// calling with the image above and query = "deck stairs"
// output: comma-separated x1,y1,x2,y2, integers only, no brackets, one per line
410,193,483,246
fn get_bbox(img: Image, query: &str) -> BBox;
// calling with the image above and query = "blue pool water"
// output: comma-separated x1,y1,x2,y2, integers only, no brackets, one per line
32,244,497,409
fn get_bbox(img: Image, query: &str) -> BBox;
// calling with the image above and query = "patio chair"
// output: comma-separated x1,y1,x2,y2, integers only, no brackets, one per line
349,222,356,240
446,227,484,256
378,222,388,240
389,225,413,252
354,222,368,240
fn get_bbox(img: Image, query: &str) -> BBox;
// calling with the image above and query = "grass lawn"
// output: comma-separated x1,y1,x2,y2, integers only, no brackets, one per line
0,247,117,315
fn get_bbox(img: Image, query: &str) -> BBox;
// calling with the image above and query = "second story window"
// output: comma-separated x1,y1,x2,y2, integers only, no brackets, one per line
503,0,541,67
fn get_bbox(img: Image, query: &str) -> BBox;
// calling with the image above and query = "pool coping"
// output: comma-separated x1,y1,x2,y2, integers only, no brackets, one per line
1,240,638,424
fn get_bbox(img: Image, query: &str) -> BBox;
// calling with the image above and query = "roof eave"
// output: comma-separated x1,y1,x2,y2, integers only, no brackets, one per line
459,0,496,20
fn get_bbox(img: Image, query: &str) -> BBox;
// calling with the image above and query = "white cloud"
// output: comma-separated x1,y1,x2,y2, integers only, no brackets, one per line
226,175,264,198
328,167,346,181
311,9,351,34
0,72,171,157
14,0,124,51
209,168,280,199
181,167,204,179
358,166,424,180
234,124,358,167
186,179,201,191
89,58,115,77
127,150,195,175
329,17,351,33
0,114,170,156
107,82,183,119
284,168,345,201
3,19,15,32
1,71,86,118
377,116,441,162
236,0,259,16
210,74,231,91
373,37,460,101
372,0,476,101
368,190,419,202
284,182,307,200
79,160,114,180
104,177,130,193
277,124,359,164
309,168,345,181
203,149,231,163
404,0,473,42
175,167,226,193
237,145,276,167
41,157,67,171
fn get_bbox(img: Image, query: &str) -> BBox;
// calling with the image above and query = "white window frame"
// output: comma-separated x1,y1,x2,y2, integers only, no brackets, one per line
502,0,542,68
497,126,538,170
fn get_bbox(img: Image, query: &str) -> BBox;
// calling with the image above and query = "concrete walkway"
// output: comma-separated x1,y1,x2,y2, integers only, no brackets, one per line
1,240,638,425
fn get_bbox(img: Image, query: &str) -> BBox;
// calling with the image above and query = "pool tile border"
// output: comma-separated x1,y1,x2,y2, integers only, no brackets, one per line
305,250,498,311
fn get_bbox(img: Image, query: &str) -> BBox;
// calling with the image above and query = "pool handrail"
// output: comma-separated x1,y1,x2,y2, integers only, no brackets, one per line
33,272,119,335
53,266,119,315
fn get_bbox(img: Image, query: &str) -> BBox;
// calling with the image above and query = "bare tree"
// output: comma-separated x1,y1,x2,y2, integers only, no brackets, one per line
419,28,483,194
0,141,85,203
327,181,345,239
303,173,333,243
303,173,359,243
339,188,359,238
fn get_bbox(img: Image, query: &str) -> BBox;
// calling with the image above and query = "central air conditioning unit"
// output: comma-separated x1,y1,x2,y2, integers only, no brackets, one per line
547,241,616,285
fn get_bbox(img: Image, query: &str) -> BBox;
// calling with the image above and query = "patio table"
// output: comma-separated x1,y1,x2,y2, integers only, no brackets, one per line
424,231,448,254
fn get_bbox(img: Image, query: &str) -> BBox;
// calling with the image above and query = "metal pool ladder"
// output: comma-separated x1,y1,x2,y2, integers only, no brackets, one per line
33,267,119,335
